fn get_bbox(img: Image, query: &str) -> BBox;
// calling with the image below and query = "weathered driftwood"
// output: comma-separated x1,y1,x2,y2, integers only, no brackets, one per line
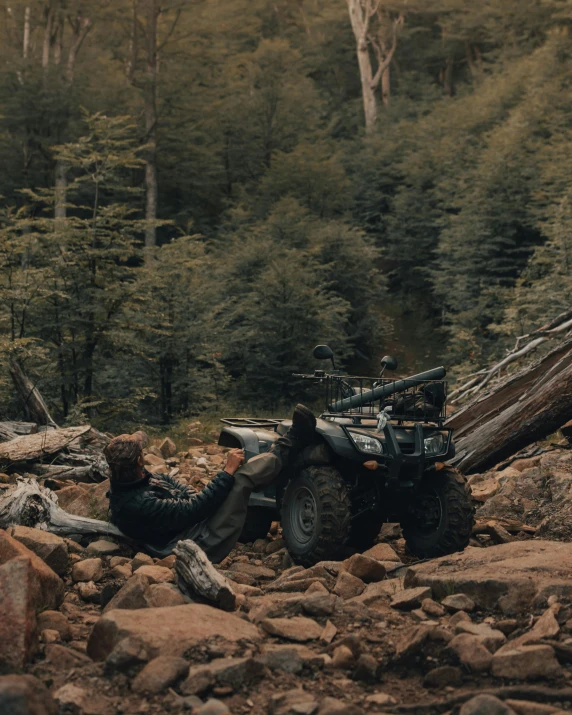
0,421,37,443
174,539,236,612
447,338,572,473
449,306,572,404
0,425,91,465
8,357,58,427
33,461,108,483
0,477,128,540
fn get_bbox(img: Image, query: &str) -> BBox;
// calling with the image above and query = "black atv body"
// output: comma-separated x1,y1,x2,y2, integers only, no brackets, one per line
218,351,474,566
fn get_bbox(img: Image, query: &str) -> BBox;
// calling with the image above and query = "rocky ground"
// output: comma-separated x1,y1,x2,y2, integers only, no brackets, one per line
4,428,572,715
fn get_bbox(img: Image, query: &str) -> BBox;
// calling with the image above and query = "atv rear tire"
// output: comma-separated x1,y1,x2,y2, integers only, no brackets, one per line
281,466,351,567
238,506,274,544
401,466,474,559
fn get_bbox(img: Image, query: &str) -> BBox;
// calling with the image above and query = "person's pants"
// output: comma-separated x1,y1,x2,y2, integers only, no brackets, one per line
173,451,284,563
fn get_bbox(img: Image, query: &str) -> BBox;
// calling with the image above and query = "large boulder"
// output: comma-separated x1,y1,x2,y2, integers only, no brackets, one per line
0,558,38,669
87,604,261,661
8,526,69,576
404,541,572,614
0,529,63,610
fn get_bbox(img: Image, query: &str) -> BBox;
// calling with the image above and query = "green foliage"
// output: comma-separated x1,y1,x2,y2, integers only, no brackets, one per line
1,1,572,425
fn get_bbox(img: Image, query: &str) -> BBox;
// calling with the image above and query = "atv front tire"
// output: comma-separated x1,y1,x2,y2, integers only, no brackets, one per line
238,506,275,544
281,466,351,567
401,466,474,558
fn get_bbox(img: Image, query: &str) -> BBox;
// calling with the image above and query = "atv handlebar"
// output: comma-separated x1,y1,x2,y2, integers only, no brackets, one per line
328,366,447,413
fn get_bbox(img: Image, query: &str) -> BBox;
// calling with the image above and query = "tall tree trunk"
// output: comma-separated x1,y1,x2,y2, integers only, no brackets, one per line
144,0,159,249
443,55,454,96
55,160,67,220
347,0,403,134
381,65,391,107
23,6,30,59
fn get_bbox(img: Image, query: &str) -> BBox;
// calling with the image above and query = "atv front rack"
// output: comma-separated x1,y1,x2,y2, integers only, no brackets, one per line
220,417,283,431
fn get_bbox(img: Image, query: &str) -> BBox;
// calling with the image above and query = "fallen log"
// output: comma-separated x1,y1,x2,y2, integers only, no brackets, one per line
446,338,572,473
385,686,572,714
0,477,129,540
8,357,57,427
0,425,91,466
33,462,108,483
174,539,236,612
0,421,37,442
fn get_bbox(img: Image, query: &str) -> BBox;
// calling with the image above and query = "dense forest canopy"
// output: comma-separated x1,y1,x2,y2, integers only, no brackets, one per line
1,0,571,427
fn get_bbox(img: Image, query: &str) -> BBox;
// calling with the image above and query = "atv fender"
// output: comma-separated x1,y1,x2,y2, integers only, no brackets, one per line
218,426,261,461
218,427,278,510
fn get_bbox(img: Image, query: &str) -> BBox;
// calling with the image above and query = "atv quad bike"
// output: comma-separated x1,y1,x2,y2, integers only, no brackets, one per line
218,346,474,566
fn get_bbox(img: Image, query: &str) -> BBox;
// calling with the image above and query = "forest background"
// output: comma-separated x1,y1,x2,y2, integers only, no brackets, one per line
1,0,571,431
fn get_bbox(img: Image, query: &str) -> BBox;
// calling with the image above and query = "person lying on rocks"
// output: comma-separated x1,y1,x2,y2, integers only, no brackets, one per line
103,405,316,563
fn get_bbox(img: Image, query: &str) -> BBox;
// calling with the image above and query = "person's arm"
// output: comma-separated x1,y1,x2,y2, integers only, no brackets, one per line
151,471,196,499
131,449,245,533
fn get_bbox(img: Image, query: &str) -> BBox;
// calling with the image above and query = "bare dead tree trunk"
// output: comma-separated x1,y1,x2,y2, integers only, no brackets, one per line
8,358,58,427
381,65,391,107
23,6,31,59
52,13,93,222
55,159,67,220
0,478,128,540
346,0,403,133
42,2,55,73
447,339,572,474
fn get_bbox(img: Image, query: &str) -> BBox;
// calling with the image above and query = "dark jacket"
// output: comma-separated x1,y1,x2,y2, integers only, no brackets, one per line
108,469,234,545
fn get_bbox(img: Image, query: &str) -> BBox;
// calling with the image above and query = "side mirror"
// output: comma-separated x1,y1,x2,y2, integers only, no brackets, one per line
381,355,398,372
313,345,334,361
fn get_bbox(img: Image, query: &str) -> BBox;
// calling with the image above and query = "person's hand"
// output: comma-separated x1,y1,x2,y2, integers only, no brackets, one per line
224,448,245,476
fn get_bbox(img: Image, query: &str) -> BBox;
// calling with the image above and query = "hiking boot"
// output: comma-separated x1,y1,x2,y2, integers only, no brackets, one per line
287,404,317,446
270,404,317,464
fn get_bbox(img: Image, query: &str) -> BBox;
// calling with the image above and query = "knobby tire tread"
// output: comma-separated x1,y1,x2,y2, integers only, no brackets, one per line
402,466,475,559
283,465,351,567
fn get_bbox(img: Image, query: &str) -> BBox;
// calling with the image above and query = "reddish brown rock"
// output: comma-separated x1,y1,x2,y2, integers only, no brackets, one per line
133,564,174,584
160,437,177,458
181,657,265,695
71,558,103,583
448,634,492,673
404,542,572,614
131,655,188,694
0,529,63,610
37,611,72,641
8,526,69,576
391,586,432,611
491,645,562,680
0,558,38,669
343,554,386,583
333,571,365,600
87,604,261,660
260,616,323,642
0,675,57,715
362,543,401,562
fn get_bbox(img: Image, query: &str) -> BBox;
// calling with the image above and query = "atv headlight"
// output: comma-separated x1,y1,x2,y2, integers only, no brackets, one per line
348,431,384,455
424,433,445,456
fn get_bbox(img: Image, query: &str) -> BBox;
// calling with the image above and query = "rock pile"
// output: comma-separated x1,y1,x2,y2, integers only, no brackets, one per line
3,430,572,713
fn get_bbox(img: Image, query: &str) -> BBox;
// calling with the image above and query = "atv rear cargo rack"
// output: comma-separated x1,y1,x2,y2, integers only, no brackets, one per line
219,417,283,430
